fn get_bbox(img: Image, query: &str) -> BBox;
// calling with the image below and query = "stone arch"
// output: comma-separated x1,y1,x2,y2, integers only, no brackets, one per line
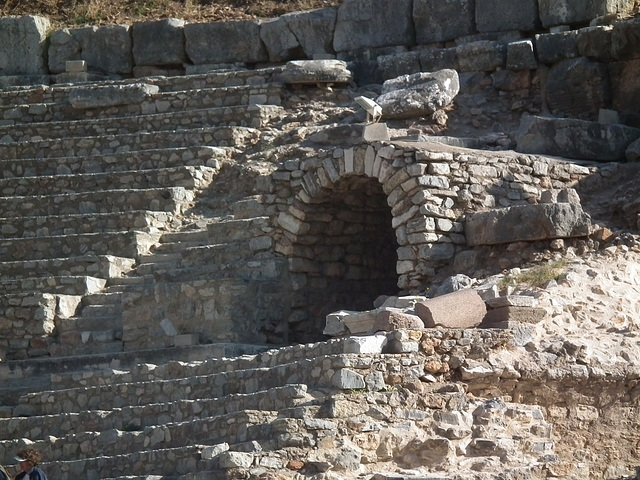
276,144,450,343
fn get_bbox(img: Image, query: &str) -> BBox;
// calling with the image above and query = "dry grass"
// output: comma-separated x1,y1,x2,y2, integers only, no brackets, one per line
0,0,342,27
500,260,568,290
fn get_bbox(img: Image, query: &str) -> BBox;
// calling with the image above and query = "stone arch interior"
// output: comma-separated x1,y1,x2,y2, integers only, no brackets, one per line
289,175,399,343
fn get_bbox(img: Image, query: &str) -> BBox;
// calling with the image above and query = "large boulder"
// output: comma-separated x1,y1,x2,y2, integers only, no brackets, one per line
545,57,610,121
184,20,268,65
333,0,414,53
515,114,640,161
0,15,50,75
413,0,474,44
49,25,133,75
465,203,592,246
132,18,186,67
376,69,459,119
414,289,486,329
538,0,635,28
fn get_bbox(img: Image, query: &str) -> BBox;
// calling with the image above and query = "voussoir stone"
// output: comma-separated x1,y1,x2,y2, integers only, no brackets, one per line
415,289,487,329
465,203,592,246
279,59,353,84
376,69,459,120
0,15,50,76
69,83,160,109
515,114,640,161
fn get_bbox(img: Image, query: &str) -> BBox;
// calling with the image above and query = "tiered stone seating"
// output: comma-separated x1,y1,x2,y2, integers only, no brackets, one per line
0,67,286,360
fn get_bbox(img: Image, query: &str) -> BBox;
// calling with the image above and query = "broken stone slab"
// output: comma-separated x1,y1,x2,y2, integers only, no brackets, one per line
413,0,475,44
184,20,268,65
341,308,424,335
132,18,186,67
538,0,635,28
376,69,459,120
515,115,640,161
343,334,388,354
0,15,50,76
278,59,353,84
483,306,548,325
465,203,592,246
69,83,160,109
546,57,609,119
332,0,414,53
48,25,133,75
414,289,487,329
323,310,357,336
485,295,539,308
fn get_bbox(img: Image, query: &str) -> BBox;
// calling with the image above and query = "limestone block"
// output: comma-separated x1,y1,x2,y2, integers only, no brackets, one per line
483,306,548,325
184,20,268,65
377,51,420,80
219,451,253,468
456,41,507,72
611,17,640,60
48,25,133,75
376,69,459,120
324,310,356,336
515,115,640,161
260,17,300,63
545,57,610,120
331,368,366,389
283,8,337,58
69,83,160,109
538,0,635,28
415,289,486,329
0,15,50,75
506,40,538,71
475,0,539,33
535,30,579,64
418,47,458,72
344,334,388,353
279,59,352,84
610,59,640,119
333,0,414,53
132,18,186,66
577,25,613,61
202,443,229,460
413,0,475,44
465,203,592,246
342,308,424,334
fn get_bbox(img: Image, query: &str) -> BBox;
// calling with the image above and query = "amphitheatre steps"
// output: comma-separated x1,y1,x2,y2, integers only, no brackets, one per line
1,104,283,142
0,146,231,179
0,275,107,295
0,255,135,281
0,126,261,160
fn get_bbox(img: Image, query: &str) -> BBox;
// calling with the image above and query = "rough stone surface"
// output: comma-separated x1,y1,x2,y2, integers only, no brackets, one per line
413,0,475,44
465,203,592,246
278,59,353,84
415,289,487,328
538,0,635,28
68,83,160,109
132,18,186,67
475,0,539,33
0,15,50,76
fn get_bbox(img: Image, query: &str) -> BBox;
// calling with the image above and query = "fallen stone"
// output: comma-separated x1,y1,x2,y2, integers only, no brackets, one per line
415,289,487,329
324,310,357,336
279,59,353,84
483,306,548,325
515,115,640,161
342,308,424,334
465,203,592,246
485,295,539,308
376,69,459,120
69,83,160,109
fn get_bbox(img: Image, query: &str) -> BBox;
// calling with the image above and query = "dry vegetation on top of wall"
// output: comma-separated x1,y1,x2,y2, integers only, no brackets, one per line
0,0,343,27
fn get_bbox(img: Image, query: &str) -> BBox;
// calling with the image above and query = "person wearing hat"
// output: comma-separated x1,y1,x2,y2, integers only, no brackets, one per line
14,449,48,480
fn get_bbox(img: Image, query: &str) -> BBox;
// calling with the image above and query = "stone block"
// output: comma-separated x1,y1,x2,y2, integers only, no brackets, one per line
611,17,640,61
363,123,390,142
483,306,548,325
576,25,613,61
456,41,507,72
343,334,387,354
475,0,539,33
342,308,424,334
535,31,579,64
0,15,50,75
506,40,538,71
538,0,635,28
260,17,300,63
331,368,366,389
413,0,475,44
132,18,186,66
515,115,640,161
415,289,486,329
173,334,199,347
278,59,352,84
599,108,620,124
184,20,268,65
377,51,420,80
610,59,640,119
69,83,160,109
545,57,610,120
48,25,133,75
333,0,414,53
417,47,458,72
65,60,87,73
465,203,592,246
282,8,337,58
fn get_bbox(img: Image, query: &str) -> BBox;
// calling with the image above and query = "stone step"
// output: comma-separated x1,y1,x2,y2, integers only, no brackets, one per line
2,103,283,142
0,275,107,295
0,165,216,198
0,211,175,239
0,255,135,282
77,303,122,318
0,146,231,179
0,187,194,218
0,67,283,109
0,126,261,160
0,231,161,262
147,257,287,283
81,291,123,306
